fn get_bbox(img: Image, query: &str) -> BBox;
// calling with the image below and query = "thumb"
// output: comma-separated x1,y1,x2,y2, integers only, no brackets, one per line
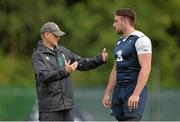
102,48,107,53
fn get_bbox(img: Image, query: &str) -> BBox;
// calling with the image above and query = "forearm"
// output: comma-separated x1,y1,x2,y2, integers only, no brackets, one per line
36,69,69,83
77,54,105,71
105,74,116,95
133,66,151,96
105,64,116,95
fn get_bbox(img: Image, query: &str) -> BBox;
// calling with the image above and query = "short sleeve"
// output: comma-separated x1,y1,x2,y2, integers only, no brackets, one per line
135,36,152,54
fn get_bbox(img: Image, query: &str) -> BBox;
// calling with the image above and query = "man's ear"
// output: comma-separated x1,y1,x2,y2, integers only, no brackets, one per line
44,32,49,38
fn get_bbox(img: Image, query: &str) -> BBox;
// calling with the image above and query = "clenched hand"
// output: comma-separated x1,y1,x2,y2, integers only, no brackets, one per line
102,93,111,107
65,60,78,73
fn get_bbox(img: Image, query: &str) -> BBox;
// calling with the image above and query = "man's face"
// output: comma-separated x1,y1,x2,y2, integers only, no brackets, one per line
44,32,60,46
113,15,125,35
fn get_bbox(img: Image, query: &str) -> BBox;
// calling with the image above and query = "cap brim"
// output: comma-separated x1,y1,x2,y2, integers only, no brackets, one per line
52,30,66,37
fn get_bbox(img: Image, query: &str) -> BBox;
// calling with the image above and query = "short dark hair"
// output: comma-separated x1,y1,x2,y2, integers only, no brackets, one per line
115,8,136,26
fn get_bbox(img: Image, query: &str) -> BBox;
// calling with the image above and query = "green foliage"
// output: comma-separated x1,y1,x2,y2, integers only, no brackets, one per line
0,0,179,87
0,53,34,86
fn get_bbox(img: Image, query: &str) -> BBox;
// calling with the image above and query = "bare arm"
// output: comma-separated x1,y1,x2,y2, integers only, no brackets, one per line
128,53,152,109
103,62,117,107
133,53,151,95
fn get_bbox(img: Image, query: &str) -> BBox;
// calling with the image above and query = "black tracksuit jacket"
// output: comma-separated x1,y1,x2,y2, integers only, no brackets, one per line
32,41,105,112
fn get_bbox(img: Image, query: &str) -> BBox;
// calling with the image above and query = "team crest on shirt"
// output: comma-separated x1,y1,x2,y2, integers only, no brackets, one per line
116,50,123,62
46,56,50,60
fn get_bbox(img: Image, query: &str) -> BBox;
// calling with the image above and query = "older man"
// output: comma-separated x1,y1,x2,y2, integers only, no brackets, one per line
32,22,108,121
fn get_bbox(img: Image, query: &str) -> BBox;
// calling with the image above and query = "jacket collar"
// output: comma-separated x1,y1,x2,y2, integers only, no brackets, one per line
37,41,63,55
37,41,55,55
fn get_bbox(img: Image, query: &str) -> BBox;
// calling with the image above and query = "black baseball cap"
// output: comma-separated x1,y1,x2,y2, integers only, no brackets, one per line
40,22,66,36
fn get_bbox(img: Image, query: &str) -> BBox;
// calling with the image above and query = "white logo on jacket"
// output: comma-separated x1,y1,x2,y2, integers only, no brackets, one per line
46,56,50,60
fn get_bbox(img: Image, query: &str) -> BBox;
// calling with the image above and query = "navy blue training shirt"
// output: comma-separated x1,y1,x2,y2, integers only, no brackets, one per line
114,30,152,84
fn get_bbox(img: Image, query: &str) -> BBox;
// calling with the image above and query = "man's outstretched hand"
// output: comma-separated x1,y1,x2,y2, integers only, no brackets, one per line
102,48,108,62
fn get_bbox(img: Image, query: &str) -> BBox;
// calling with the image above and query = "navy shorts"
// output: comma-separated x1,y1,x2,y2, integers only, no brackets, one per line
111,83,147,120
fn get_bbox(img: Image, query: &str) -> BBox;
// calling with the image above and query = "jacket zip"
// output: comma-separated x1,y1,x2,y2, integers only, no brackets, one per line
56,52,66,109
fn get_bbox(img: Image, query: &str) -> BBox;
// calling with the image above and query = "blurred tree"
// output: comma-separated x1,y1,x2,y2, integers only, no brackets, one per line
0,0,179,87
